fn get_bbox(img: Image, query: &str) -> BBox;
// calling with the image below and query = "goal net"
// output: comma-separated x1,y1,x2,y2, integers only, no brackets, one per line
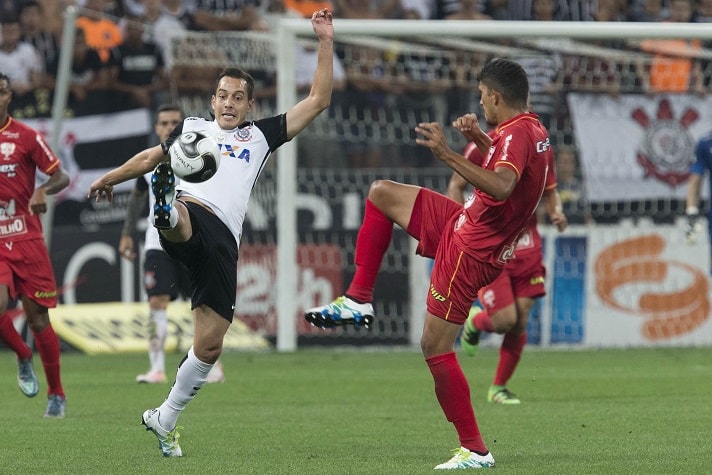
165,20,712,350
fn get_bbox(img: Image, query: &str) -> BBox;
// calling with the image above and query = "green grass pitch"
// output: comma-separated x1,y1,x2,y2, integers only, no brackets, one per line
0,346,710,474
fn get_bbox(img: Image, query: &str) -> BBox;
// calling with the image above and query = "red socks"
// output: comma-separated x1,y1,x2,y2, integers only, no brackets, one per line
0,312,32,360
473,308,495,333
32,325,64,398
426,352,488,454
346,199,393,303
494,333,526,387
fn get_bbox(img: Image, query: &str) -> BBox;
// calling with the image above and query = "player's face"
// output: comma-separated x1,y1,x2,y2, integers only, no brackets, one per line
154,110,183,142
478,83,497,126
210,76,254,130
0,80,12,115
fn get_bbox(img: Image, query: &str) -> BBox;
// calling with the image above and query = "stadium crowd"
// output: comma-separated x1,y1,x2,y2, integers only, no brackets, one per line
0,0,707,224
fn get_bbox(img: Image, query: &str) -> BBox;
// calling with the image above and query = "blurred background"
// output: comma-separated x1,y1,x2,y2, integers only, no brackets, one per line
1,0,711,351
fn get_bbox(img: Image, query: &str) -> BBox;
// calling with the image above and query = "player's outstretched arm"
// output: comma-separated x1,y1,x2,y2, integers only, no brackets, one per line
284,9,334,140
88,144,165,202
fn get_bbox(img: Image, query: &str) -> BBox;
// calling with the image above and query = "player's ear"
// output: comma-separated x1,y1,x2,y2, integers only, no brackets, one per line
210,94,216,110
248,98,255,112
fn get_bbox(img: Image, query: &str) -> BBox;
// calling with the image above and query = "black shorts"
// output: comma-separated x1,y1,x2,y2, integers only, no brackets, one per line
159,201,238,321
143,249,191,300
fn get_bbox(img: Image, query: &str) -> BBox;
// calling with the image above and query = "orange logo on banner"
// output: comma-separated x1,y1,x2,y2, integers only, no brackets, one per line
595,235,709,340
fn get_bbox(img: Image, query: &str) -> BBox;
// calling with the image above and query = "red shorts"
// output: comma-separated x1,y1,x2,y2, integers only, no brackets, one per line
478,255,546,314
410,189,503,324
0,238,58,308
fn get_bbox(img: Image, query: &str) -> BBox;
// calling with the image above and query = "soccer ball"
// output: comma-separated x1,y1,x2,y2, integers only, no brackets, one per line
169,131,221,183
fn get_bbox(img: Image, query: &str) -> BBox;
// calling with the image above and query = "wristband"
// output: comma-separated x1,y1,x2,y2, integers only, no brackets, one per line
686,206,699,216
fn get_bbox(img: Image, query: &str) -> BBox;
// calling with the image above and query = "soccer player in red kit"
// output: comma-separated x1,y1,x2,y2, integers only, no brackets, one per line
449,139,567,405
305,58,551,469
0,72,70,418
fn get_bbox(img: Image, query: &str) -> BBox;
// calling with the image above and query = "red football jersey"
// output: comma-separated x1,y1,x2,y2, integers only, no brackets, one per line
0,117,61,243
463,129,557,269
453,112,551,267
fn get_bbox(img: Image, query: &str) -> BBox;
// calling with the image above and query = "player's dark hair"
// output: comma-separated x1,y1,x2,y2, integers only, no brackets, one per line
156,103,183,116
477,58,529,109
214,68,255,100
0,72,10,84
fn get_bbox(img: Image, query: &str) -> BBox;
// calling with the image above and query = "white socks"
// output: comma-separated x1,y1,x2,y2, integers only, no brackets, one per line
148,309,168,374
158,346,213,431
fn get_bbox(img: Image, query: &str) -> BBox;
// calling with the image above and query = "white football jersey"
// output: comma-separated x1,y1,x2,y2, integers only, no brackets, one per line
167,115,288,246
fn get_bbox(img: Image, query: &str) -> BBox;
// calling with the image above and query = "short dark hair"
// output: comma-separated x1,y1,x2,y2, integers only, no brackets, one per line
214,68,255,100
19,1,42,16
0,71,10,84
477,58,529,109
156,104,183,116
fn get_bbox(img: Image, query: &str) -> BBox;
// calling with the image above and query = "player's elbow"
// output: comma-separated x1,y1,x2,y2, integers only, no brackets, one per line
490,182,515,201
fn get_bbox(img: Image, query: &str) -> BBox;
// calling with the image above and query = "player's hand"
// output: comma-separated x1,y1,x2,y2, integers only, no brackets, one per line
550,211,568,232
685,210,701,244
28,188,48,215
119,235,136,261
88,177,114,202
311,9,334,41
415,122,451,161
452,114,482,140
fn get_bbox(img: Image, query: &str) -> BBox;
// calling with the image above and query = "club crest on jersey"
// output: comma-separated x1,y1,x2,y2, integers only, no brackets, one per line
235,128,251,142
0,142,15,160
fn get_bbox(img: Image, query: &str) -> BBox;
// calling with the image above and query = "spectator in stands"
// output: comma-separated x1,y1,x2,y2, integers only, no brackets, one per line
559,0,596,20
445,0,491,19
638,0,705,96
433,0,463,18
33,1,64,39
187,0,270,31
121,0,145,16
339,42,393,167
592,0,627,20
333,0,402,18
629,0,667,21
391,46,453,167
109,16,168,109
19,1,59,87
0,16,44,105
141,0,189,72
555,146,593,225
47,27,112,113
76,0,124,64
401,0,434,19
562,53,621,99
512,0,564,131
283,0,334,18
161,0,200,30
483,0,511,19
694,0,712,21
170,35,228,95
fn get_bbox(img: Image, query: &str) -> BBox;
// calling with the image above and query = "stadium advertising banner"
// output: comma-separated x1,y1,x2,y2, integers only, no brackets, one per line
583,223,712,347
567,93,712,203
538,222,712,348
